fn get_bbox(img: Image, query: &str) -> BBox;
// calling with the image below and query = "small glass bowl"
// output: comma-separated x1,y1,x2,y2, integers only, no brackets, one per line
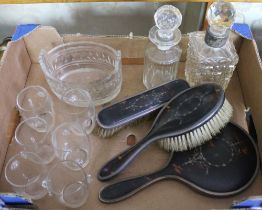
42,160,91,208
39,41,122,106
16,85,55,132
54,91,96,135
51,122,91,169
5,153,47,200
15,117,55,165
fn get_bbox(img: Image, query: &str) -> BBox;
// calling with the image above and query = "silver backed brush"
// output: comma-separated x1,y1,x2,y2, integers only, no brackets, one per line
93,80,190,138
98,83,233,181
158,97,232,151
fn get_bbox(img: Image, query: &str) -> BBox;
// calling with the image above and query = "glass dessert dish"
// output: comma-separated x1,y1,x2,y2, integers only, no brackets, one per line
39,41,122,106
51,122,91,169
42,160,91,208
54,91,96,135
5,153,47,200
16,86,55,132
14,117,55,165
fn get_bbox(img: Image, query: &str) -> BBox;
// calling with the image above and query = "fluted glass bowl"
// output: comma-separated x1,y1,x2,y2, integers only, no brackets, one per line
39,41,122,106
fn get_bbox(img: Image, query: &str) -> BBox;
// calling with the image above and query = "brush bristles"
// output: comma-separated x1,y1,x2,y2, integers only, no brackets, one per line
93,116,151,138
93,125,123,138
158,98,233,152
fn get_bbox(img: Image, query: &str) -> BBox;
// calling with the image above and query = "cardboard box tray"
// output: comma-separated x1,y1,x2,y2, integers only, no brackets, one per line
0,26,261,210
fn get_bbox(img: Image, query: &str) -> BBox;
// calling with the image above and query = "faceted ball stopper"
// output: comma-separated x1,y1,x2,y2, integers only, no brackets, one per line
149,5,182,50
207,1,236,28
154,5,182,31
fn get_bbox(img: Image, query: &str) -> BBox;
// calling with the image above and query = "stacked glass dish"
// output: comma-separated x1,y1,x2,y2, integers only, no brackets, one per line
5,41,122,208
5,85,95,208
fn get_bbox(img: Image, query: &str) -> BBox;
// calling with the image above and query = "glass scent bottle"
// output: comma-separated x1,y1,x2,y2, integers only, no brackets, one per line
143,5,182,89
185,1,239,90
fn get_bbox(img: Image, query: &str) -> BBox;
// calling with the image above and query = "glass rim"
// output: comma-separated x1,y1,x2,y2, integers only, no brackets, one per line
4,153,44,188
51,122,90,151
62,180,89,208
44,160,89,195
48,41,121,58
39,41,122,86
14,117,49,146
59,88,95,110
16,85,51,112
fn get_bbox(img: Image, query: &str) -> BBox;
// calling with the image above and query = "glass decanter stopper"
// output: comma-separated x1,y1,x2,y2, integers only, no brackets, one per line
143,5,182,89
185,1,239,90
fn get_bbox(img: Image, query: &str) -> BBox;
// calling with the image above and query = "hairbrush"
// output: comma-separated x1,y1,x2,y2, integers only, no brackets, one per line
98,83,233,181
93,80,190,138
99,122,259,203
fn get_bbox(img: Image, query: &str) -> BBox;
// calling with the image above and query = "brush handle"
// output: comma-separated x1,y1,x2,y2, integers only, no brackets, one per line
99,168,169,203
98,134,156,181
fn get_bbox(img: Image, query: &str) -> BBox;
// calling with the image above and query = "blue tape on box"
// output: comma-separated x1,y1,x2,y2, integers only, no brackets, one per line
231,196,262,209
0,193,38,209
11,24,40,42
0,194,31,206
231,23,253,40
